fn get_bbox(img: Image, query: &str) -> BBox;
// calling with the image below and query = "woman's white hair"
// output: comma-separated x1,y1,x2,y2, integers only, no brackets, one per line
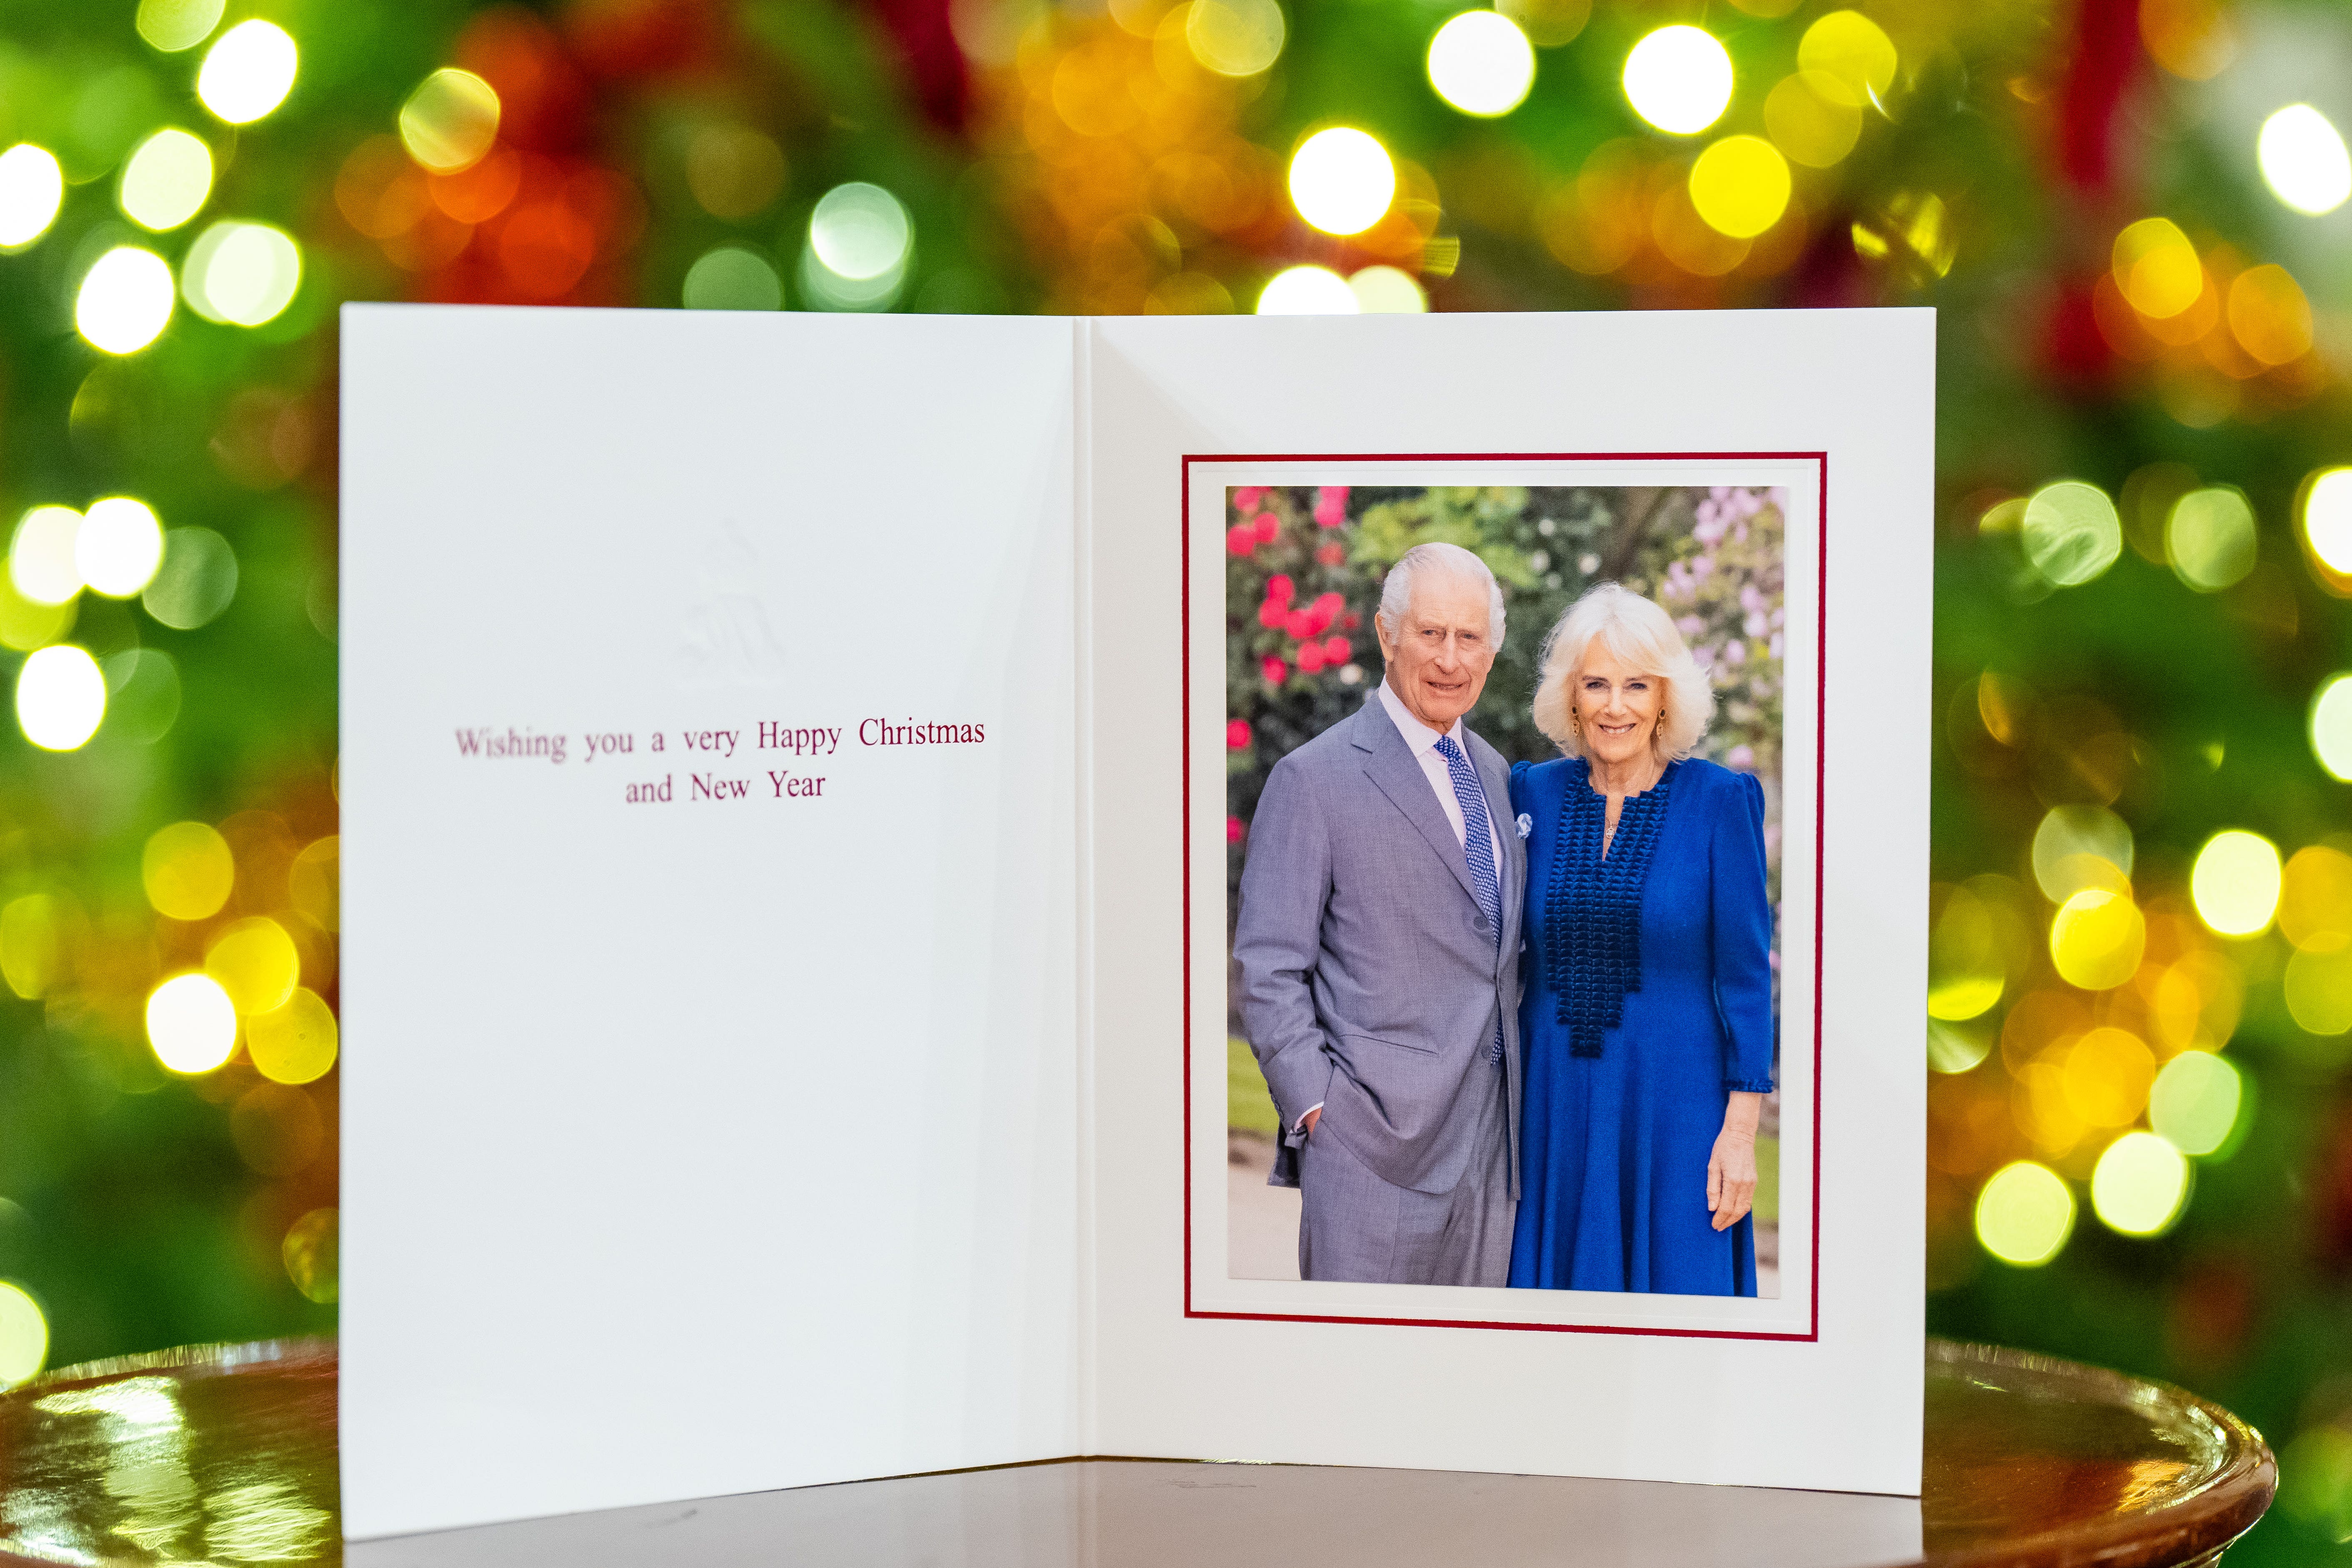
1376,543,1506,648
1531,582,1714,762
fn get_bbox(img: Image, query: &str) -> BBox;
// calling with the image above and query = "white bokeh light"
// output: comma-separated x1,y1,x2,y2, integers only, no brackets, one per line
2312,674,2352,782
2304,468,2352,573
803,184,911,311
146,972,239,1074
1257,265,1359,314
15,645,106,751
10,508,83,606
1348,264,1427,313
183,221,302,326
1427,10,1536,118
1623,25,1734,135
2259,104,2352,217
0,145,63,248
76,248,175,354
1288,128,1396,235
197,19,298,125
120,129,213,231
76,499,165,598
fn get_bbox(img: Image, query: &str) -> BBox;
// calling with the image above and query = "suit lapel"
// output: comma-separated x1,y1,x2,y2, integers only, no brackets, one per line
1351,699,1479,907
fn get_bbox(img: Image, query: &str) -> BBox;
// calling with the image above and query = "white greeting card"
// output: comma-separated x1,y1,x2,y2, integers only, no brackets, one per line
339,304,1932,1540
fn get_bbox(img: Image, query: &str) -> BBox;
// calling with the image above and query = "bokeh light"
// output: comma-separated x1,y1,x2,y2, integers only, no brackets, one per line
2031,804,2133,903
1621,26,1732,135
10,507,83,607
205,916,301,1016
2258,104,2352,217
1348,265,1426,313
2050,888,2146,990
283,1208,338,1304
75,248,175,355
2192,830,2282,937
289,836,338,932
144,822,236,921
1186,0,1286,77
75,498,165,598
2287,946,2352,1036
2226,265,2312,367
182,221,303,327
197,19,298,125
1928,883,2005,1020
2151,1050,2245,1156
0,896,65,1001
2283,845,2352,950
1496,0,1586,48
2312,676,2352,781
1764,73,1862,169
0,1283,45,1388
146,972,238,1074
1257,265,1358,314
802,183,912,311
136,0,225,52
683,246,784,310
399,68,501,174
2167,486,2257,592
2305,469,2352,577
1976,1160,2074,1265
686,126,788,219
1689,135,1791,239
1288,128,1395,235
2112,218,2202,319
0,145,63,248
15,646,106,751
143,527,238,630
1426,11,1535,118
2091,1131,2190,1236
119,129,213,232
2022,480,2122,587
1796,10,1897,109
247,988,338,1085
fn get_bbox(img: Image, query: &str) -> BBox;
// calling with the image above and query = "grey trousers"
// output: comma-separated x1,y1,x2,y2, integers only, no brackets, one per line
1297,1065,1514,1287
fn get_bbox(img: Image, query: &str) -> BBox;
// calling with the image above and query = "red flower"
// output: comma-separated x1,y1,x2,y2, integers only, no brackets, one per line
1258,599,1285,628
1343,612,1360,630
1254,511,1279,543
1262,656,1287,684
1285,609,1315,638
1316,543,1345,566
1266,573,1295,603
1226,523,1255,555
1315,591,1344,614
1305,605,1331,636
1227,718,1252,749
1227,815,1245,844
1317,485,1350,505
1297,641,1327,673
1324,635,1351,662
1233,487,1265,513
1313,489,1348,529
1314,502,1345,528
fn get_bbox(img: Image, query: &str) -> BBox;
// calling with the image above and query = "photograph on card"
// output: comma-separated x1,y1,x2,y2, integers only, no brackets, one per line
1219,480,1794,1301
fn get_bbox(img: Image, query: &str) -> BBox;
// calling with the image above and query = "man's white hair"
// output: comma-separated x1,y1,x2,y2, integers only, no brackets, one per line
1376,543,1506,648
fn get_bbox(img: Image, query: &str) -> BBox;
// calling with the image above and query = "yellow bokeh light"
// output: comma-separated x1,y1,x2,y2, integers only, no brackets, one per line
2287,945,2352,1036
0,1282,46,1388
247,987,338,1085
2051,888,2146,991
143,821,235,921
400,68,502,174
137,0,226,52
0,895,66,1001
1976,1160,2074,1266
15,645,106,751
2312,675,2352,781
1288,128,1395,236
147,971,239,1074
76,498,165,598
1496,0,1587,48
1427,10,1535,118
284,1208,338,1304
1622,26,1732,136
1928,883,2004,1021
2031,805,2133,903
0,145,64,249
2191,830,2282,937
75,248,175,355
2259,104,2351,216
1185,0,1286,77
119,129,213,232
289,835,339,931
1797,11,1897,110
2227,264,2313,366
2060,1026,2156,1127
198,19,298,125
2022,480,2122,588
2281,846,2352,951
205,916,301,1016
183,221,303,328
10,506,83,607
0,572,75,654
2151,1050,2244,1156
2111,218,2203,319
1257,264,1359,314
2091,1131,2190,1236
1347,265,1426,313
1764,72,1862,169
2304,469,2352,576
2167,486,2257,592
1689,135,1791,239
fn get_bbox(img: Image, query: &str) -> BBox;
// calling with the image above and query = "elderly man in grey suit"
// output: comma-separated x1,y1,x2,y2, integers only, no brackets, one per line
1234,541,1526,1286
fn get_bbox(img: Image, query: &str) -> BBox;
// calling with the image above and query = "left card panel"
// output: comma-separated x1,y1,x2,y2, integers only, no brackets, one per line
339,307,1081,1538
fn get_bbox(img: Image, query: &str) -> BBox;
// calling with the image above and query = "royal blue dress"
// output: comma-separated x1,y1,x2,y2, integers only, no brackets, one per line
1506,756,1775,1296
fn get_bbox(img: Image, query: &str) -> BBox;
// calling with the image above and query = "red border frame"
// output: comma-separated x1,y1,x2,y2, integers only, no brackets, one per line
1181,452,1829,1341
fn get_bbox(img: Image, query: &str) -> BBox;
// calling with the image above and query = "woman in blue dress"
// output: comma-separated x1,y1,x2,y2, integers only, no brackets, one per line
1506,583,1774,1296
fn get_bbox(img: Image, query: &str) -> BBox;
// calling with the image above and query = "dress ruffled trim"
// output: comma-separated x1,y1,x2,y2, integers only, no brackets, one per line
1541,759,1677,1058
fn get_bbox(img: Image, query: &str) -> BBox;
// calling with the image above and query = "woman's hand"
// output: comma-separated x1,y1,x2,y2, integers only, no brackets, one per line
1707,1091,1765,1232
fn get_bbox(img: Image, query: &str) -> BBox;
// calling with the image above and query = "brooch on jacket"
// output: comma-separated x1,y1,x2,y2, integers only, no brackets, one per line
1515,813,1533,840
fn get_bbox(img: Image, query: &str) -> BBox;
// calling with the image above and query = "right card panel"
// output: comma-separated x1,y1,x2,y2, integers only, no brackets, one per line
1083,310,1933,1497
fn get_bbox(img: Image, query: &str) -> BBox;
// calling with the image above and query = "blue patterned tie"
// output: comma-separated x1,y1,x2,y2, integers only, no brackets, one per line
1433,734,1505,1065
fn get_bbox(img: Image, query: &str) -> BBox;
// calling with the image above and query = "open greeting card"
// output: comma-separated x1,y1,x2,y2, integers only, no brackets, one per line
339,304,1933,1540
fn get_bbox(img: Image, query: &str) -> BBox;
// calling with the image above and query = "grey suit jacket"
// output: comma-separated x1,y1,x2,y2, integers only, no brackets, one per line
1233,693,1526,1198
